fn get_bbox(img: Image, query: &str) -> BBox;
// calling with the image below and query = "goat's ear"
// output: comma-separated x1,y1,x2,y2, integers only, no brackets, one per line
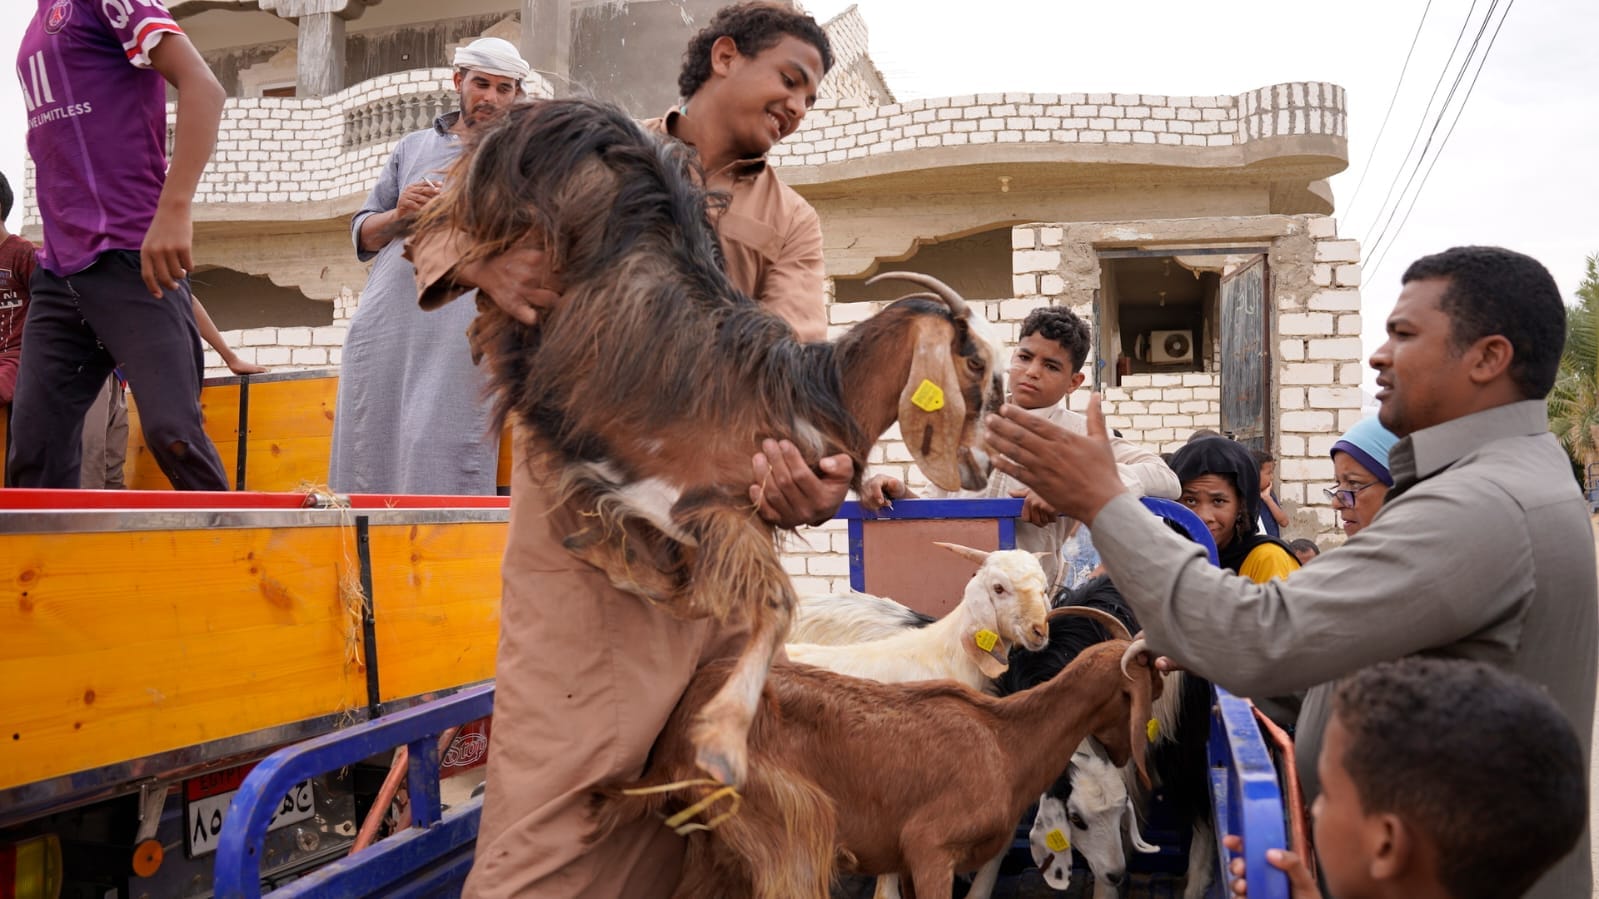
933,541,989,566
898,318,968,492
962,593,1011,679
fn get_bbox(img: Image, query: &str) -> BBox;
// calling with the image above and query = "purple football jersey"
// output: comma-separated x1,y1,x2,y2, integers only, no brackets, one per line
16,0,184,276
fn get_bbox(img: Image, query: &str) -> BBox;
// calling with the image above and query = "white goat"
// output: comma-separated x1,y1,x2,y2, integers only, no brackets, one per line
789,591,933,646
1027,741,1158,898
785,543,1050,693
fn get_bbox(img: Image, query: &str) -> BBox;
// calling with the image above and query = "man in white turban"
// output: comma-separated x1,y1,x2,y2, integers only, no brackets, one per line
328,37,532,495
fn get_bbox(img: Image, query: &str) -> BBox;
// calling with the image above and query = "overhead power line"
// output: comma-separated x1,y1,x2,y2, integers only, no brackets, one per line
1358,0,1483,250
1342,0,1435,221
1366,0,1516,277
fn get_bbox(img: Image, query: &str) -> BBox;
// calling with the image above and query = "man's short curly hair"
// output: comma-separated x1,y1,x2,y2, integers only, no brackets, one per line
1018,306,1092,372
1402,246,1565,400
1333,657,1586,899
677,1,834,101
0,171,13,222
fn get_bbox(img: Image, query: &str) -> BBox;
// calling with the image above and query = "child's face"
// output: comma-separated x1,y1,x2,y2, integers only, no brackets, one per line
1007,332,1084,411
1259,460,1275,491
1312,715,1378,899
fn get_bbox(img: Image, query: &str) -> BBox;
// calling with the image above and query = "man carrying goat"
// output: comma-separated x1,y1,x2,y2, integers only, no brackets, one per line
404,4,849,898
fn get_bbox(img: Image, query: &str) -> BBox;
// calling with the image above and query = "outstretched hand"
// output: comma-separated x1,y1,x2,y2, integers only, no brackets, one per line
751,439,853,528
1221,834,1318,898
985,393,1126,525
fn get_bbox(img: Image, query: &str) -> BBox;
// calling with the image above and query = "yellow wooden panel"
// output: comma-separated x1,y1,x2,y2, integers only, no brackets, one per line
124,384,241,491
239,377,338,492
369,521,506,701
0,526,365,790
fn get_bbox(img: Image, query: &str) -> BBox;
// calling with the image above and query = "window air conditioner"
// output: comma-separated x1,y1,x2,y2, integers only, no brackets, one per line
1149,329,1194,364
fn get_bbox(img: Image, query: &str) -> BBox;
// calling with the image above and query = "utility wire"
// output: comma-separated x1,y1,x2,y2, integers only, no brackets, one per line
1366,0,1515,277
1364,0,1503,269
1343,0,1435,221
1359,0,1483,250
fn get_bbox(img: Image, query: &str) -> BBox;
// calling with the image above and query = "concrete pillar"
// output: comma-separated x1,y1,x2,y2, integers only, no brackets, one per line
520,0,572,92
297,11,345,97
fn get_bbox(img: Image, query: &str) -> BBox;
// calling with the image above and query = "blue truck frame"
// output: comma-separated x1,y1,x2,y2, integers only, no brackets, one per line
214,497,1290,899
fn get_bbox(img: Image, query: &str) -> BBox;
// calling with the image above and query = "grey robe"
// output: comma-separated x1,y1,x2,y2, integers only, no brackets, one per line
329,112,496,496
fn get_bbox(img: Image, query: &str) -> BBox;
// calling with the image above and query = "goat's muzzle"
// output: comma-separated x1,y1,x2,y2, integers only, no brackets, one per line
958,446,992,491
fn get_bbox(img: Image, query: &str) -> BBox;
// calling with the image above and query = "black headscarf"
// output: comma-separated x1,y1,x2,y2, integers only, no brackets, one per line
1170,437,1290,573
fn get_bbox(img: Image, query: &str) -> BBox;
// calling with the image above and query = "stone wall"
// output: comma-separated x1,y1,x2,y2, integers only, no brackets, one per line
767,81,1346,169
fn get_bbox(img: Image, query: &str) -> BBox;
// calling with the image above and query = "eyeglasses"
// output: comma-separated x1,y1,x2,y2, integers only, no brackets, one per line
1323,481,1380,508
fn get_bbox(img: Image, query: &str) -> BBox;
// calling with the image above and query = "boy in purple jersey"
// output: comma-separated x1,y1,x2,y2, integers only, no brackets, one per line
8,0,229,490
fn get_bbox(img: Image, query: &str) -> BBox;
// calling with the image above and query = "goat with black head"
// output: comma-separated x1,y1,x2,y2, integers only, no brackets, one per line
412,97,1004,787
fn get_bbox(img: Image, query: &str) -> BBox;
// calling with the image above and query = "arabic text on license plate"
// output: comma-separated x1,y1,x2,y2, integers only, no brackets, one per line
186,779,315,857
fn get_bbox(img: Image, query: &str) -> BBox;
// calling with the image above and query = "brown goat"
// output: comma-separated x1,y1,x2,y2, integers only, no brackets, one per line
593,608,1161,899
410,98,1005,787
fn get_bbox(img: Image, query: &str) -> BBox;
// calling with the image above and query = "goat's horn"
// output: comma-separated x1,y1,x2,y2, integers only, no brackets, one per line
1047,605,1133,642
933,541,989,566
865,271,970,319
1120,637,1149,678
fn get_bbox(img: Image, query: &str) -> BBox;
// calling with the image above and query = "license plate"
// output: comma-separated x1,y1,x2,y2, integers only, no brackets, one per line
184,764,316,857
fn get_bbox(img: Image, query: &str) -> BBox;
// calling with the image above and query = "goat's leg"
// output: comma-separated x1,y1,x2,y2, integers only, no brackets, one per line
904,850,956,899
671,494,794,787
870,874,902,899
1181,818,1215,899
962,853,1004,899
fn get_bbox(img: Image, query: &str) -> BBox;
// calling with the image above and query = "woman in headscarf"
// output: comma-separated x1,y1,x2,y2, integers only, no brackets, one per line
1328,417,1399,537
1170,436,1299,582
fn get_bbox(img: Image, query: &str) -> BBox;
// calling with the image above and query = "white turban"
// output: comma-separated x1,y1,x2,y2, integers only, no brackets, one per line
454,37,531,84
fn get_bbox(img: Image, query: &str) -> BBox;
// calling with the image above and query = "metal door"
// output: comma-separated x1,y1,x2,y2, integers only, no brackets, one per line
1219,256,1270,452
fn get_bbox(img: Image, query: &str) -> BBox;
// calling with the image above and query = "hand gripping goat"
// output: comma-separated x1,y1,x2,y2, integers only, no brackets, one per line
411,98,1005,787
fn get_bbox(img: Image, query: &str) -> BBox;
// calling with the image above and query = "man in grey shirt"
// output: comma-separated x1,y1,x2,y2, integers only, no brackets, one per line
985,245,1595,899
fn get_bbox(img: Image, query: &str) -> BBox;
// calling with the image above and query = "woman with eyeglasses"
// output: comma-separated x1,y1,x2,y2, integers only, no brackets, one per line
1171,437,1300,583
1327,417,1399,537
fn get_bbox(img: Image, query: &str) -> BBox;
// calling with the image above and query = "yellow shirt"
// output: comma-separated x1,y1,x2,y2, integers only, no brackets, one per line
1238,542,1300,583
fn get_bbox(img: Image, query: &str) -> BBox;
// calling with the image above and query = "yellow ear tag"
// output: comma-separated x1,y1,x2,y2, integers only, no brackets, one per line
910,378,945,412
1045,829,1070,853
974,629,999,653
1147,718,1161,742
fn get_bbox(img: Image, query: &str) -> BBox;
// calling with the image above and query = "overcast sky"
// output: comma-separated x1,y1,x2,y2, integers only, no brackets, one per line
5,0,1597,374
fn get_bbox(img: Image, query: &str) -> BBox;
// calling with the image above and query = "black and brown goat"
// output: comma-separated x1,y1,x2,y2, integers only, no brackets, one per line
412,98,1005,786
593,607,1162,899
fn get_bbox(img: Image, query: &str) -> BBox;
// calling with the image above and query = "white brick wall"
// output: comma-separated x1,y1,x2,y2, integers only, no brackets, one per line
768,81,1346,170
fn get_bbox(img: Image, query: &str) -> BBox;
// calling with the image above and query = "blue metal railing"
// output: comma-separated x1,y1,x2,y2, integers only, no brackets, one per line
1210,688,1291,899
212,684,494,899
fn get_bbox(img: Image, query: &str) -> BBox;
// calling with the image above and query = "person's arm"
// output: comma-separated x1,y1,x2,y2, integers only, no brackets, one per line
1261,490,1291,527
143,33,223,298
358,184,440,254
755,201,827,341
351,145,405,261
191,296,267,374
1087,481,1529,697
1107,432,1182,498
984,396,1531,697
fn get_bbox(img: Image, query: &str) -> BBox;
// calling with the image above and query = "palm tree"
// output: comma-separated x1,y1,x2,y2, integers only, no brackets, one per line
1547,253,1599,484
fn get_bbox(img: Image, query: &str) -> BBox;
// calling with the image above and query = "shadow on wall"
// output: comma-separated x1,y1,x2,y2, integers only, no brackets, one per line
189,267,333,331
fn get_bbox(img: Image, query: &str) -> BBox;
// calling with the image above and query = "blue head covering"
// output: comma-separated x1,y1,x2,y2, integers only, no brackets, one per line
1330,417,1400,486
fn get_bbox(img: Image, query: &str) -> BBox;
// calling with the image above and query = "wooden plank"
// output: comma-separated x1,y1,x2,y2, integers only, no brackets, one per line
368,521,506,702
124,383,242,490
0,526,366,790
240,376,339,492
859,519,1002,618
